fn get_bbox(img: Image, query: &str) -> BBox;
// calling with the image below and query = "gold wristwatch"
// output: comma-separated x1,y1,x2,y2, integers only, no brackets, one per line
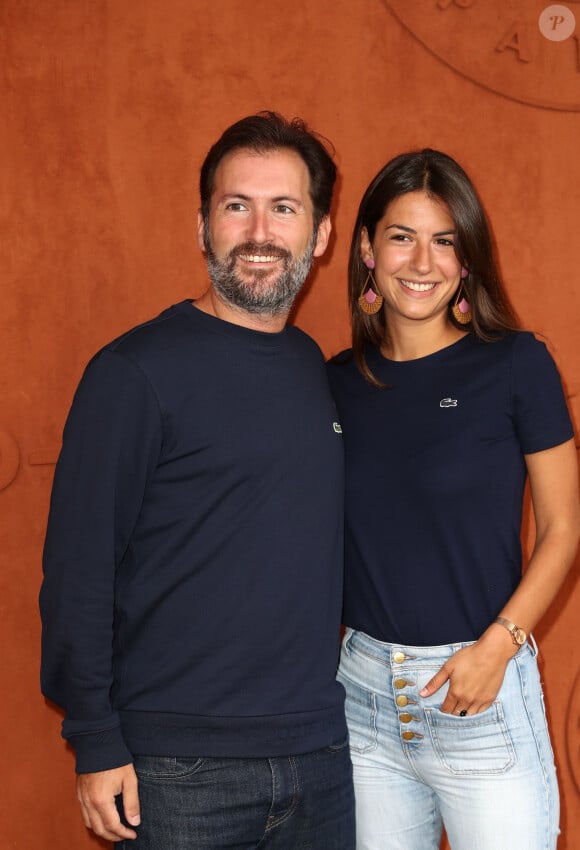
494,616,527,647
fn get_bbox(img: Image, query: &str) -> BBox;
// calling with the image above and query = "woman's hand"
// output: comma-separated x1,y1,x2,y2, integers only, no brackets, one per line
418,628,516,715
420,438,580,717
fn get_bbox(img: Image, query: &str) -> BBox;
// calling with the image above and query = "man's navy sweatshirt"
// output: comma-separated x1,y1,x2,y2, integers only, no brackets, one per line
40,301,347,773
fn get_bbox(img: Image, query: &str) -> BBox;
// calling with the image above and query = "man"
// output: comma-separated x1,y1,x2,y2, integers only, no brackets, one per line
40,112,355,848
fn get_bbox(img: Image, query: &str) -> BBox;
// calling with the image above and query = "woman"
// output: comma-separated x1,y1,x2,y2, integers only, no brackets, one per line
327,149,579,849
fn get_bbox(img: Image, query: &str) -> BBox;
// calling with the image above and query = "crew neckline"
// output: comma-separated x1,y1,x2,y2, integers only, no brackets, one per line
178,300,289,348
374,333,474,367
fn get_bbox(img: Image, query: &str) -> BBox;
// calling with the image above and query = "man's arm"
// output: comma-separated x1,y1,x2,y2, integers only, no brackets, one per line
40,349,162,801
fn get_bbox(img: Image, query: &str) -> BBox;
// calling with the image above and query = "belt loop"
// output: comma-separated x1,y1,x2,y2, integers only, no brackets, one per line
529,632,539,658
343,627,353,654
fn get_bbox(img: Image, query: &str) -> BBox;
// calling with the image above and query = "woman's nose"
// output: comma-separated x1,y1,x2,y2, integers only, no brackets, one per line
410,242,431,274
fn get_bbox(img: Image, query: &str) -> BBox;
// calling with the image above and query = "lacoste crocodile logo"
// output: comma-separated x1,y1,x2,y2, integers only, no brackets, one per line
439,398,458,408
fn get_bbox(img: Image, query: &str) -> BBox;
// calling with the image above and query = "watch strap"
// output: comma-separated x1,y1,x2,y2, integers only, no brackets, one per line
494,616,526,646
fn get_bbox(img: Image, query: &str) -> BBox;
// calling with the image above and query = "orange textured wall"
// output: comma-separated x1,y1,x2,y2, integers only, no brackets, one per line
1,1,578,847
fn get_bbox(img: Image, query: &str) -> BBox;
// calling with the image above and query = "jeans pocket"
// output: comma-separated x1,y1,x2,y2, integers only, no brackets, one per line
338,672,378,754
424,701,515,775
133,754,206,780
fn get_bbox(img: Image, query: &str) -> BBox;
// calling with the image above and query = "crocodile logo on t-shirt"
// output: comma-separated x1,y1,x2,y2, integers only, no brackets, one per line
439,398,458,408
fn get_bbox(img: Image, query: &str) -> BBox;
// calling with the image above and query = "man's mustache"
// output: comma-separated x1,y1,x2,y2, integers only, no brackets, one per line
231,242,291,261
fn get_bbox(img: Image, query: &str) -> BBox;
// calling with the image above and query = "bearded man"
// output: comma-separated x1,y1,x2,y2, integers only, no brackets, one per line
40,112,354,849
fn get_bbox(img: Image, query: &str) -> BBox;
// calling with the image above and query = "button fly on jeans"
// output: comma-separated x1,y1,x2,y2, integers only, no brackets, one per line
402,730,423,741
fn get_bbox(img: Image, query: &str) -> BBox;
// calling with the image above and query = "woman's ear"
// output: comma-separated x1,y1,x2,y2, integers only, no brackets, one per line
360,227,373,267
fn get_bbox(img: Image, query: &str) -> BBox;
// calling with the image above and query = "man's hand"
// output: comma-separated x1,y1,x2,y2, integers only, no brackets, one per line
77,763,140,842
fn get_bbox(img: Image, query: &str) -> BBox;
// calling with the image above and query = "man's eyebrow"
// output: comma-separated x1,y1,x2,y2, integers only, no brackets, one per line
385,224,456,237
219,193,306,207
271,196,305,207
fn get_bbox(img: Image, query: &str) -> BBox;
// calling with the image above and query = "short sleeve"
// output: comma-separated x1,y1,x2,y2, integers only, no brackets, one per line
511,333,574,454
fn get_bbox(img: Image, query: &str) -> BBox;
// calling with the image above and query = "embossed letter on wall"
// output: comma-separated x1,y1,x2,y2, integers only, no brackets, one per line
383,0,580,111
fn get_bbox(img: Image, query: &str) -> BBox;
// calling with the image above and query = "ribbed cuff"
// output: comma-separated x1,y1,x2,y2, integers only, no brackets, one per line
68,726,133,774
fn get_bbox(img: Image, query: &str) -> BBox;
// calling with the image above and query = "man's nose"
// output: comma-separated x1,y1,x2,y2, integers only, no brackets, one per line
246,209,271,243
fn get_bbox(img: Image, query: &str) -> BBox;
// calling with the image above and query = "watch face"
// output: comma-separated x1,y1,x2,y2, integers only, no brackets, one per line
514,628,527,645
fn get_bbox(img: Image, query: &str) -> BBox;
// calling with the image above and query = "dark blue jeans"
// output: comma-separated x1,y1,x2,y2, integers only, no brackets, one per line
119,736,355,849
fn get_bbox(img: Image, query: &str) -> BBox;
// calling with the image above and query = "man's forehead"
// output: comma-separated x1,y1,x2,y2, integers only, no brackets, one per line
211,147,311,201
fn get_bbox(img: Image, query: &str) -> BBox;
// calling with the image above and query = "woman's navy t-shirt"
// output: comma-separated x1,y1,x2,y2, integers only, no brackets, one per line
327,332,574,645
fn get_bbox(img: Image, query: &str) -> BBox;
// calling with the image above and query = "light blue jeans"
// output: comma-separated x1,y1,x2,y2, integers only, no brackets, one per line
338,628,560,850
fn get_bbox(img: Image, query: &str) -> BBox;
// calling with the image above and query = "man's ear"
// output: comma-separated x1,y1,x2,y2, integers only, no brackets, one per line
312,216,332,258
197,210,206,253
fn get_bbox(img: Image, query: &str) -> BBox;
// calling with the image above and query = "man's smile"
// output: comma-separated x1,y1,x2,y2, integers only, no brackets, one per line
237,253,283,264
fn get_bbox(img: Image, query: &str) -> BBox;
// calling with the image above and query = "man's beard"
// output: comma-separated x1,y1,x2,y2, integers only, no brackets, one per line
204,228,317,316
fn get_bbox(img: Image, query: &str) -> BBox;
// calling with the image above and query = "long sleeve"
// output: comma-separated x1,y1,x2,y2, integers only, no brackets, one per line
40,349,162,773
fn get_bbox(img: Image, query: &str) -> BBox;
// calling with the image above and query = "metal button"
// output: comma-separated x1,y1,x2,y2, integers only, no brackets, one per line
402,731,415,741
399,712,412,723
396,695,409,707
394,678,407,689
393,651,405,664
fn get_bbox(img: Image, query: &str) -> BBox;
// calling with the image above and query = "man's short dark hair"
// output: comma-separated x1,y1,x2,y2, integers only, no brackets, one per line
200,111,336,228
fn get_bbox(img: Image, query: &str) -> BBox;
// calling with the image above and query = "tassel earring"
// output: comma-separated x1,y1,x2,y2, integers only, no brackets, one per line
452,267,472,325
358,259,383,315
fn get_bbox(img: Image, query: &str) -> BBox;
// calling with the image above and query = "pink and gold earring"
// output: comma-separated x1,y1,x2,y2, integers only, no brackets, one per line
357,259,384,315
451,267,472,325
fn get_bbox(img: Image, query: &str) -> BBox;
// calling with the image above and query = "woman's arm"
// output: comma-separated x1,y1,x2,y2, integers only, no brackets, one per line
420,438,580,714
497,438,580,632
